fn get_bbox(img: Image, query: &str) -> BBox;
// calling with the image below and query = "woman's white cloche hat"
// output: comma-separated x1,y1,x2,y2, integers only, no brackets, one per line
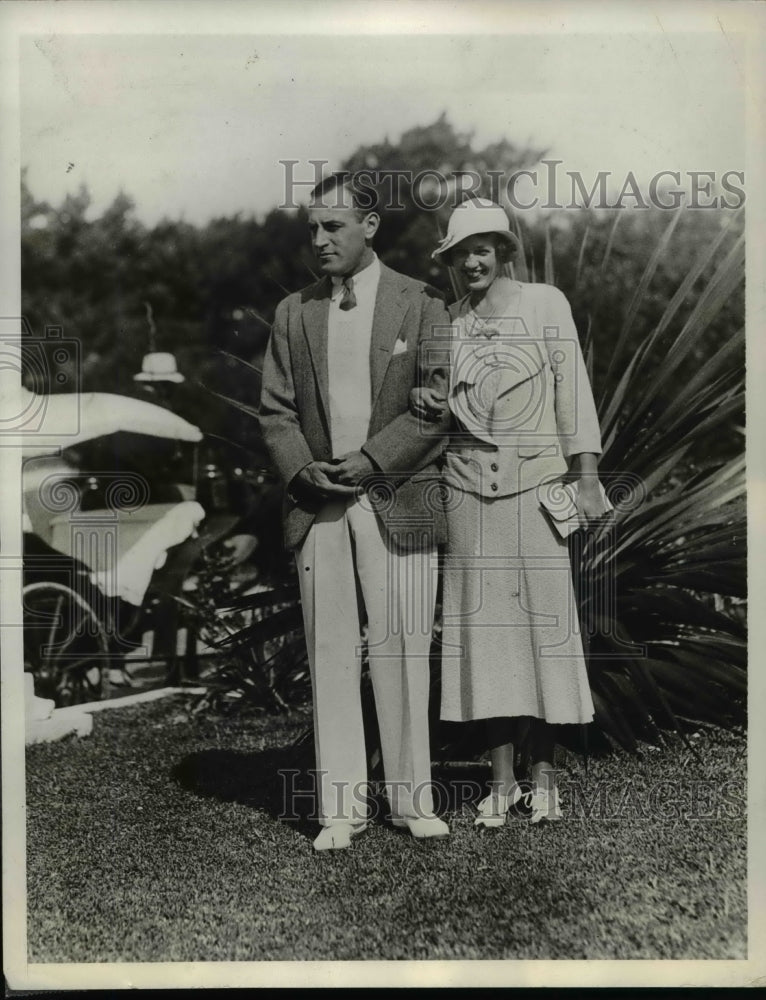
432,198,521,262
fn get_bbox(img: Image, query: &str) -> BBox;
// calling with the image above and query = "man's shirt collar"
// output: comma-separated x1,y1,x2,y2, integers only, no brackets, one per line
330,253,380,299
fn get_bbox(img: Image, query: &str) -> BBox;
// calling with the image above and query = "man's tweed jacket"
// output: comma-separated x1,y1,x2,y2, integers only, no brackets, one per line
258,262,452,552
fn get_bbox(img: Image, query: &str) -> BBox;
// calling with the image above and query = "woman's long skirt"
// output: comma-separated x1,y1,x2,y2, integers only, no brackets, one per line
440,485,595,724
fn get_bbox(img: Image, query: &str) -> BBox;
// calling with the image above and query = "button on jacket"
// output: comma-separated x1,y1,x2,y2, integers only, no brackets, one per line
439,281,602,499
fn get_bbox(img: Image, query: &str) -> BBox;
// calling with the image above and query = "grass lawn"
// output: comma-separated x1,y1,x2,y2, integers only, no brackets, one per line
25,695,746,962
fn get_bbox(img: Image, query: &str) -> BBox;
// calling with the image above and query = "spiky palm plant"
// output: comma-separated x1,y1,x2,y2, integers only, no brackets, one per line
200,207,746,756
568,212,746,751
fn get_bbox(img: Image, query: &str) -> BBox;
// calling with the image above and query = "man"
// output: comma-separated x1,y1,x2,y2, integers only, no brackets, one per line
258,173,451,850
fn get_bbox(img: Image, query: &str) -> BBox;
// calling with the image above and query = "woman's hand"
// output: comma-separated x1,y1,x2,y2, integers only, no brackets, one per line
574,479,611,521
410,386,447,422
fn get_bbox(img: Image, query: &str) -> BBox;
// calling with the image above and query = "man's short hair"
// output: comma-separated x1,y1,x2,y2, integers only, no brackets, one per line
309,172,379,217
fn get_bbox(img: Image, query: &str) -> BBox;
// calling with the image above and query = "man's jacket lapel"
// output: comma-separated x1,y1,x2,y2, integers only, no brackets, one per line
301,278,331,428
370,264,409,407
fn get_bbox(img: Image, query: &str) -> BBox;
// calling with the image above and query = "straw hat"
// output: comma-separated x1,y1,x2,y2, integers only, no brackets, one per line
133,352,185,384
432,198,521,262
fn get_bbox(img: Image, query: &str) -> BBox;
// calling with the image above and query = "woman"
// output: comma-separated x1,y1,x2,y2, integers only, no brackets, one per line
413,198,610,827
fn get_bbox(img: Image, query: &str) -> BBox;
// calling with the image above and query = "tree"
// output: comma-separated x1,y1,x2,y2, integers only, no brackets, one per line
342,113,546,287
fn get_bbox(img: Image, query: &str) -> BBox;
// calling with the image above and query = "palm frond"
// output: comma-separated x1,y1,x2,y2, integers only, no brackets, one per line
543,224,555,286
509,214,529,283
603,209,683,383
197,382,261,419
218,349,264,378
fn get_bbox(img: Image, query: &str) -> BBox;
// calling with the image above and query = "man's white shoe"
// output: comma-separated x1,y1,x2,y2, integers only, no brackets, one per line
313,822,368,851
392,815,450,839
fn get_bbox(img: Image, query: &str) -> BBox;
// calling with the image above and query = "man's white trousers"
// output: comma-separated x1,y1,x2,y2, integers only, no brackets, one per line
296,497,437,826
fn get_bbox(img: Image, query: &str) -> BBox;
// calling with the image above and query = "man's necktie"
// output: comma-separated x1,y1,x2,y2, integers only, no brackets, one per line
339,276,357,311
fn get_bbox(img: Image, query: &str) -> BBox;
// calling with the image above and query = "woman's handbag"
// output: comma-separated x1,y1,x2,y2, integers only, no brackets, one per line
537,479,613,538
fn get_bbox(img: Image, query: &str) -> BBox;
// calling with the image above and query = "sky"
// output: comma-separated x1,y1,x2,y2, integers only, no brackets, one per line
19,26,746,226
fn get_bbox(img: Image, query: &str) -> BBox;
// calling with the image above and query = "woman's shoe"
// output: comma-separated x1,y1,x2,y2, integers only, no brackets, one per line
474,786,524,828
528,786,562,824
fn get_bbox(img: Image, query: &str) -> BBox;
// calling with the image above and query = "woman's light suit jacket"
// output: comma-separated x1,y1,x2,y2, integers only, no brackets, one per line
435,281,602,499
